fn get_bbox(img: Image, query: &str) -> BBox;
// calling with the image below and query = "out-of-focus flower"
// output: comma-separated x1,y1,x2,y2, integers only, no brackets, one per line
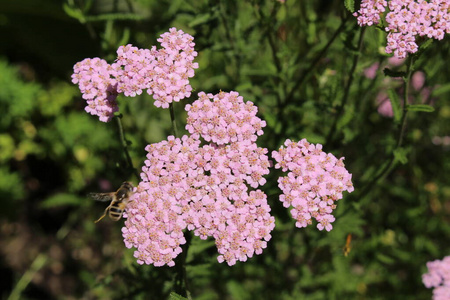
423,256,450,300
412,71,426,91
364,62,380,79
375,70,433,118
272,139,354,231
432,136,450,146
387,56,406,67
376,92,394,118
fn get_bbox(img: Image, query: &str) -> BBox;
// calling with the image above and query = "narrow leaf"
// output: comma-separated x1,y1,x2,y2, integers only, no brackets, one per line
62,4,85,22
387,89,402,123
169,292,188,300
344,0,355,13
431,83,450,97
406,104,435,112
188,13,213,27
40,193,82,208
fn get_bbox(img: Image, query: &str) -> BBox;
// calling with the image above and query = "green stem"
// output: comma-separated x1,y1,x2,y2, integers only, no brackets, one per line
173,231,192,299
359,56,414,199
169,102,179,138
284,14,350,104
325,26,365,146
115,114,140,180
7,254,48,300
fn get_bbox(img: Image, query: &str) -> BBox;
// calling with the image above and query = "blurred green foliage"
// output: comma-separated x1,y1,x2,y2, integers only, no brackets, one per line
1,0,449,299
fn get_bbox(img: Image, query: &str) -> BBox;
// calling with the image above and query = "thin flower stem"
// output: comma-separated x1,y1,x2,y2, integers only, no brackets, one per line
325,26,366,147
115,114,140,180
169,102,190,298
169,102,179,138
359,57,415,199
174,231,192,299
284,14,350,104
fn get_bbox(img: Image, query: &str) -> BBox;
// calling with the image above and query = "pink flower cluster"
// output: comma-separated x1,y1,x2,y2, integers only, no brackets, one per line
185,91,266,145
72,28,198,122
71,58,119,122
423,256,450,300
354,0,450,58
122,91,274,267
272,139,354,231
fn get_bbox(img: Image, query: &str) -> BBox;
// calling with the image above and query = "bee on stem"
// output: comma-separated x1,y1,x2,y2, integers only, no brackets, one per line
89,181,134,223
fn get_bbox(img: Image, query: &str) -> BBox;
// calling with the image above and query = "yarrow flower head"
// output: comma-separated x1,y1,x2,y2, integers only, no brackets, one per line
272,139,354,231
354,0,450,58
72,28,198,121
423,256,450,300
123,134,274,267
185,91,266,145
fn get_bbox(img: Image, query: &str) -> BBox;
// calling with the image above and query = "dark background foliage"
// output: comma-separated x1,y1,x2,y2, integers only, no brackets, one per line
1,0,449,299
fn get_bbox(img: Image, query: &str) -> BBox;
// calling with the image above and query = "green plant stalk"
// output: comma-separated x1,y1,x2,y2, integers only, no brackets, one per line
169,102,179,138
115,115,140,180
169,102,192,298
359,56,415,199
7,254,48,300
173,231,192,299
325,26,366,146
276,14,350,144
284,14,350,104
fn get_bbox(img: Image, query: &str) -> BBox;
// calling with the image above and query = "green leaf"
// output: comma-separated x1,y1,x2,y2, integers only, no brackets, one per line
431,83,450,97
393,147,408,165
406,104,435,113
169,292,188,300
387,89,402,123
62,3,85,23
344,0,355,13
376,253,396,265
40,193,83,208
188,13,213,27
383,68,406,78
415,39,434,57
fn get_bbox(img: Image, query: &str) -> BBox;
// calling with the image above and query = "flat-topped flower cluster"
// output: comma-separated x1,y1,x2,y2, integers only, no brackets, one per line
354,0,450,58
423,255,450,300
72,28,198,122
123,91,275,266
185,91,266,145
272,139,354,231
